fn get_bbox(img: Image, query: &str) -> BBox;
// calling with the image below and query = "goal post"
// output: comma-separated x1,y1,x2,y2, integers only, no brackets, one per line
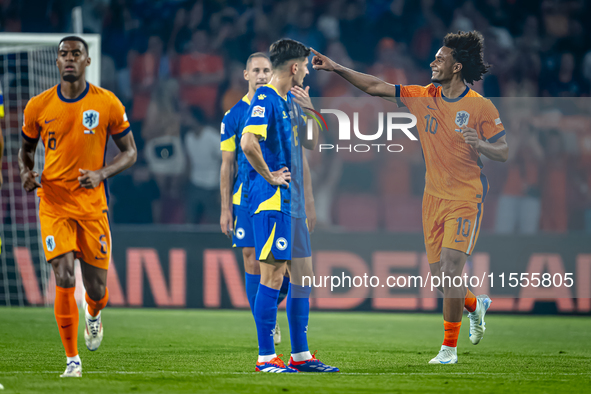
0,33,101,307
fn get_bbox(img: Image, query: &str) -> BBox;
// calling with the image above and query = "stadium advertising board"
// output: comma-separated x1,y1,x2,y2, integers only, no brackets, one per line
11,228,591,314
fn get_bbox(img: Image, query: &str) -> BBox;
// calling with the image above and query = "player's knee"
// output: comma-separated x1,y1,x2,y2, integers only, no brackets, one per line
53,267,76,288
86,283,106,301
243,248,259,274
50,259,75,288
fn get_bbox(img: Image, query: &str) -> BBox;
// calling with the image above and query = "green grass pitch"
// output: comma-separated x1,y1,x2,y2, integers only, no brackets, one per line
0,308,589,393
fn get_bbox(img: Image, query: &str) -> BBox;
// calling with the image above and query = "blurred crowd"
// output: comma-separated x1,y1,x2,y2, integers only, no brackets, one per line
1,0,591,233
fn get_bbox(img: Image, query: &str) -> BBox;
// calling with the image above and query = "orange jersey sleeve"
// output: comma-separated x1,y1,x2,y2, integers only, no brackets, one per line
108,93,131,138
22,98,42,141
478,99,505,143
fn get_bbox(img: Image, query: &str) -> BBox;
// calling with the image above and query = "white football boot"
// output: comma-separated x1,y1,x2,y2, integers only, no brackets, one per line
428,345,458,364
468,295,491,345
60,361,82,377
83,297,103,351
274,322,282,345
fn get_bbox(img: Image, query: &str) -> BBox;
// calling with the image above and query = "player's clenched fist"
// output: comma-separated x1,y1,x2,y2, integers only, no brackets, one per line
20,169,41,192
311,48,336,72
78,168,104,189
461,126,481,150
269,167,291,187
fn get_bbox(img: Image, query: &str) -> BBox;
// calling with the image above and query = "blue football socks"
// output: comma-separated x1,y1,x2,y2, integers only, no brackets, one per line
244,272,260,315
277,275,290,306
254,284,280,356
286,283,312,354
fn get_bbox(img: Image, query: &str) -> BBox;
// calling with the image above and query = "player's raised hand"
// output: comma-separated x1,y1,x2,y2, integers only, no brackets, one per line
21,169,41,192
78,169,104,189
311,48,336,72
291,85,313,109
461,126,481,150
269,167,291,187
220,209,233,238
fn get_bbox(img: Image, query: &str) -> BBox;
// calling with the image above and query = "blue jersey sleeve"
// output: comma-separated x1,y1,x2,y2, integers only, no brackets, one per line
243,94,273,141
220,109,238,152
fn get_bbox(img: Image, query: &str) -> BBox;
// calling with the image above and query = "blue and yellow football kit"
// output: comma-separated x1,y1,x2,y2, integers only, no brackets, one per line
242,84,311,261
221,94,255,248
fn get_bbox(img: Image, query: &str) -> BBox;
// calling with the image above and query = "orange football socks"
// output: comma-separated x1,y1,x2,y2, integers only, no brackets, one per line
464,289,477,313
442,321,462,348
85,288,109,317
54,286,79,357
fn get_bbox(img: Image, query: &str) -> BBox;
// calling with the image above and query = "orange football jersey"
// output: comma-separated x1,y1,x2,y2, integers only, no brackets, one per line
22,82,131,219
396,84,505,203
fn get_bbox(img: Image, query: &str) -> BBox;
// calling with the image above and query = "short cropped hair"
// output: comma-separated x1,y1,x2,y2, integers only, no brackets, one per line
269,39,310,69
246,52,271,69
58,36,89,55
443,31,491,84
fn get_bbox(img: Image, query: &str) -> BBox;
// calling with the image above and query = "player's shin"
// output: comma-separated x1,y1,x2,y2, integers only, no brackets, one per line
54,286,79,359
254,284,280,360
443,320,462,348
85,287,109,317
286,283,312,361
277,275,290,306
245,272,260,315
464,289,477,313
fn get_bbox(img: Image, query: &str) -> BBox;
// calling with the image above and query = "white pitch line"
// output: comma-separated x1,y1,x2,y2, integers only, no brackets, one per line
0,371,589,376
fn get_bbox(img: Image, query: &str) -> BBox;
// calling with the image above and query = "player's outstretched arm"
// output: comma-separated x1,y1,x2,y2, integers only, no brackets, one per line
462,127,508,162
220,151,235,237
78,133,137,189
18,138,41,192
241,133,291,187
311,48,399,102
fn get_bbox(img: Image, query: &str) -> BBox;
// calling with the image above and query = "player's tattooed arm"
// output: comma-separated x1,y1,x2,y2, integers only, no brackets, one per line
220,151,235,237
302,152,316,233
290,86,318,150
78,132,137,189
310,48,399,103
18,137,41,192
461,126,508,162
241,133,291,187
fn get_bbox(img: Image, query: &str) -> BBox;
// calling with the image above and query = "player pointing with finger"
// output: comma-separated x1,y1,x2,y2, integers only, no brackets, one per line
313,31,508,364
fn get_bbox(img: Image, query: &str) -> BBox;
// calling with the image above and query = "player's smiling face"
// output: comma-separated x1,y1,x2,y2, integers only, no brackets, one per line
245,57,272,91
57,41,90,83
430,47,459,84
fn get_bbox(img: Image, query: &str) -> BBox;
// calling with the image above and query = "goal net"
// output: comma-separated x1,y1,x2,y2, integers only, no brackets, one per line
0,33,101,306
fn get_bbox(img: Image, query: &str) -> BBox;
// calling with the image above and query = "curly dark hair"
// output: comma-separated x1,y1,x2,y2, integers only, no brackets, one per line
269,38,310,69
443,31,491,84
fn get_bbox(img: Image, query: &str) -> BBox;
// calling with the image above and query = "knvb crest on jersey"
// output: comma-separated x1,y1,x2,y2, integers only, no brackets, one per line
455,111,470,131
83,110,99,134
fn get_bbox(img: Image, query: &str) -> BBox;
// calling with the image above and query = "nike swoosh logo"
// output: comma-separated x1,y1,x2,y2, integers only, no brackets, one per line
45,119,56,124
95,256,106,260
454,239,465,243
427,105,437,110
61,324,72,329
